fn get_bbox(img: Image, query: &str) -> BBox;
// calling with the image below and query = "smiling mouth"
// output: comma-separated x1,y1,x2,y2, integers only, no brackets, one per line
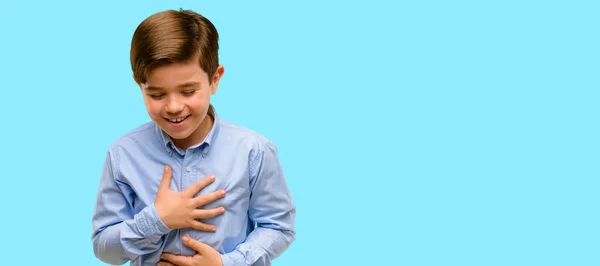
165,115,191,124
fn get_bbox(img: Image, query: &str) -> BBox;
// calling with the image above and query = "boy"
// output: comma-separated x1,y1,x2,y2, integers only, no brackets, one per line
91,9,296,266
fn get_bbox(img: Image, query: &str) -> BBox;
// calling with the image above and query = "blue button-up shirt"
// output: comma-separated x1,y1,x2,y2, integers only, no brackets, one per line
92,106,296,266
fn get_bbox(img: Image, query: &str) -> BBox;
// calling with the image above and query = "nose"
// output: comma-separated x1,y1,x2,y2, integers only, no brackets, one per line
164,96,184,114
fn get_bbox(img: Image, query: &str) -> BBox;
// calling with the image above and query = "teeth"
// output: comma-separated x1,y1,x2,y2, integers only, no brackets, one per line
169,116,186,123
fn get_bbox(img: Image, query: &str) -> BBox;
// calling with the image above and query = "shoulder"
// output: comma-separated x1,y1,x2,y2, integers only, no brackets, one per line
217,119,277,151
217,120,283,180
106,121,158,158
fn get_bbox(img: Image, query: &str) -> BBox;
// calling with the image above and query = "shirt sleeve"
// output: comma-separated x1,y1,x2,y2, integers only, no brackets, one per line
91,149,172,265
221,141,296,266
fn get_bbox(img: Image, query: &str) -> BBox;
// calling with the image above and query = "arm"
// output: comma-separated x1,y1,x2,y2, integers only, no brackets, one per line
91,150,171,265
221,141,296,266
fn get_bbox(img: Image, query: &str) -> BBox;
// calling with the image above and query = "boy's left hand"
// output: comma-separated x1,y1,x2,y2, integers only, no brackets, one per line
158,235,223,266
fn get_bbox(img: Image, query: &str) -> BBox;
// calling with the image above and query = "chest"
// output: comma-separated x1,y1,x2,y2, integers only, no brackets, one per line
119,151,252,214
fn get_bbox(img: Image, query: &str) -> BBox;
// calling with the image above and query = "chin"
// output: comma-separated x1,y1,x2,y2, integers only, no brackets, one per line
165,130,193,140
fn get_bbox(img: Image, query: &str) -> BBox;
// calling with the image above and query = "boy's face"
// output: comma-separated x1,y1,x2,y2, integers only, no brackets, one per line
137,61,224,149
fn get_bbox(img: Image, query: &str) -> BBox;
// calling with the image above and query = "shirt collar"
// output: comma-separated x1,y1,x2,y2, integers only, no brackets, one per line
156,104,220,156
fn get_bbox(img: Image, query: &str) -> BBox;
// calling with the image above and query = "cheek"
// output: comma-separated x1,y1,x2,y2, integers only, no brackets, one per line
144,100,162,117
185,97,205,111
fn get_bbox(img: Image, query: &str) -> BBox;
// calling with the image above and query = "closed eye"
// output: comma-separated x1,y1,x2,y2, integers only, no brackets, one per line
149,94,165,99
182,90,197,96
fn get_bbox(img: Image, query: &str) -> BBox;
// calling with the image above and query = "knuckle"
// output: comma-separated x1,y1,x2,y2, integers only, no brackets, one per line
206,193,216,201
203,210,214,218
196,198,208,206
194,221,204,230
197,183,208,190
213,191,223,199
200,224,209,231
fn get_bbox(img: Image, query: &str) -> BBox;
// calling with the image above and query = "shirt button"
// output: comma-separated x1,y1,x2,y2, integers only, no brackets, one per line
186,166,192,172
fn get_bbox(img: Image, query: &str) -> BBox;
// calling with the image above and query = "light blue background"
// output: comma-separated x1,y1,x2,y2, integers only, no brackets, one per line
0,1,598,265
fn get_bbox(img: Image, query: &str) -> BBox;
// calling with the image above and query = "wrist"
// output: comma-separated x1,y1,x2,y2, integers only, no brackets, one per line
132,204,172,243
221,250,245,266
154,202,168,226
149,203,172,233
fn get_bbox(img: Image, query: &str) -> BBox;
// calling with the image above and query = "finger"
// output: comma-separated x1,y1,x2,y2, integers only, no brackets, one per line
160,253,192,266
192,207,225,219
190,220,216,232
193,189,226,207
183,175,215,197
159,165,173,191
182,234,212,254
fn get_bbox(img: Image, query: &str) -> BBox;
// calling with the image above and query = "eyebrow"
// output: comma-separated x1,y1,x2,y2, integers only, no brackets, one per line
144,82,201,92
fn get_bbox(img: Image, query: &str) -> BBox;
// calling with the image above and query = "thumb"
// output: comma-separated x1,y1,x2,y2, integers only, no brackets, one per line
182,235,211,254
159,165,173,192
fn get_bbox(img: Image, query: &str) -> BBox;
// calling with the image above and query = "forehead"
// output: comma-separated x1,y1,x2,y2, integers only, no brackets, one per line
143,61,208,89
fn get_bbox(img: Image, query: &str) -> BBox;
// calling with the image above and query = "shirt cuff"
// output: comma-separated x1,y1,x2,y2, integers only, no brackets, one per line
221,250,246,266
133,203,172,242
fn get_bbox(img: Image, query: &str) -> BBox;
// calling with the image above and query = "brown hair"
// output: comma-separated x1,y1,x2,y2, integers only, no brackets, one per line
130,9,219,84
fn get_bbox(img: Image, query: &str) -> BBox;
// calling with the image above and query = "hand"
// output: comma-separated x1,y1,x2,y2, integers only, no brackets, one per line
158,235,223,266
155,165,226,231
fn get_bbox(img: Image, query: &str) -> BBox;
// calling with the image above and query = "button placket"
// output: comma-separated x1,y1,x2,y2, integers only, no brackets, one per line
188,150,200,241
182,150,200,188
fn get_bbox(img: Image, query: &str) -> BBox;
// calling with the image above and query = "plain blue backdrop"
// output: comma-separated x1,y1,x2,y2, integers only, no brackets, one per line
0,1,598,265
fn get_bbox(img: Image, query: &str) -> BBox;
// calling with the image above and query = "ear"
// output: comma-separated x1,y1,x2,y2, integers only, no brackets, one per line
210,65,225,95
133,74,141,87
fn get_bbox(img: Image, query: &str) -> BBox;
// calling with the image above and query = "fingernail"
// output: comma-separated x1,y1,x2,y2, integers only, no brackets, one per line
221,190,226,196
182,235,190,242
211,176,215,181
220,207,225,212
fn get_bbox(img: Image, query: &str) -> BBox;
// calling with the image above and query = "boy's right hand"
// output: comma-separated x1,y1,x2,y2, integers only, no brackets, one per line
154,165,226,232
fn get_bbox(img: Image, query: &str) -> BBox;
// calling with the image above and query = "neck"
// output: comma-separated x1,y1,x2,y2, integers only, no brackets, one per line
173,112,214,151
